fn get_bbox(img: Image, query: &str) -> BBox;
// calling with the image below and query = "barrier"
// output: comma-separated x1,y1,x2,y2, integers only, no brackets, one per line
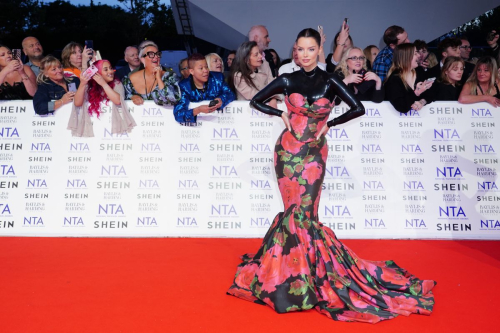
0,100,499,239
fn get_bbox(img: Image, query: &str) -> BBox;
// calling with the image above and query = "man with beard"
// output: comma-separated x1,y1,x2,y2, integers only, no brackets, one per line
22,36,44,76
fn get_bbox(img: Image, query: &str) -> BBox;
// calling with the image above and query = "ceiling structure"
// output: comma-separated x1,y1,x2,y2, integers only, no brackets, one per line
172,0,498,58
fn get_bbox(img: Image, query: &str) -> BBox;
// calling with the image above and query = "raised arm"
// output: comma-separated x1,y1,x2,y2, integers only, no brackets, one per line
326,74,365,127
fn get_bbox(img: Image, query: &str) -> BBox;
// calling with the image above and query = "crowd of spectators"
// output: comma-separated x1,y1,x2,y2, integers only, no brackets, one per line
1,24,499,120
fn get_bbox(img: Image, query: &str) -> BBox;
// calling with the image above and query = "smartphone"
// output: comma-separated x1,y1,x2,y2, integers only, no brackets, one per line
426,77,436,82
344,18,349,26
83,64,98,78
12,49,21,60
85,40,94,50
208,100,218,107
318,25,323,32
68,83,77,92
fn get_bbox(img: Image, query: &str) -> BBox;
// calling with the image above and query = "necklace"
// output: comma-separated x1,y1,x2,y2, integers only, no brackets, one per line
143,70,157,99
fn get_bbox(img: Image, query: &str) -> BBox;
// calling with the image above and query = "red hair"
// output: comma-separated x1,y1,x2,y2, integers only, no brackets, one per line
87,60,120,117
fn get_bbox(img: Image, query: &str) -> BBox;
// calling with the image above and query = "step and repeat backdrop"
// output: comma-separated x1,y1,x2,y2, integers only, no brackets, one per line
0,100,499,239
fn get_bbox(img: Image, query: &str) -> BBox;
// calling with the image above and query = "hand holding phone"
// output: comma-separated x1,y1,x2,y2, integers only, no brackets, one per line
426,77,436,82
208,99,218,107
82,64,98,79
12,49,21,60
68,83,77,92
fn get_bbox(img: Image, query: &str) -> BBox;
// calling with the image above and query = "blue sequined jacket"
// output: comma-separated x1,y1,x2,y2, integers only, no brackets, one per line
173,72,235,123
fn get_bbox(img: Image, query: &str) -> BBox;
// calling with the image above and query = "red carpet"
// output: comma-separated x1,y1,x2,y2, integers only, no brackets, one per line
0,238,499,332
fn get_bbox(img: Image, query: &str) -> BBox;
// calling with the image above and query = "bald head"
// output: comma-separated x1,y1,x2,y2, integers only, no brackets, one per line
124,46,140,69
248,25,270,52
22,36,43,61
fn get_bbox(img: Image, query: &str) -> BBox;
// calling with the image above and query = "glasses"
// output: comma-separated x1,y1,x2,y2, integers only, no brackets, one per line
347,56,366,62
460,46,472,50
142,51,162,59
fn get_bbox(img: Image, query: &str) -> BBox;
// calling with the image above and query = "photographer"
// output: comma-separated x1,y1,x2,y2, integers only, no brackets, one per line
173,53,235,123
0,45,37,99
334,47,383,103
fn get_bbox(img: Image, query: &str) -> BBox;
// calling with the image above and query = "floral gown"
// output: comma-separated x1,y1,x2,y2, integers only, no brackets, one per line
227,93,436,323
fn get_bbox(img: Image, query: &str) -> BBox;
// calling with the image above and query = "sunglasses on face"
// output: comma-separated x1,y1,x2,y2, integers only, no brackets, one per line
347,56,366,61
142,51,162,59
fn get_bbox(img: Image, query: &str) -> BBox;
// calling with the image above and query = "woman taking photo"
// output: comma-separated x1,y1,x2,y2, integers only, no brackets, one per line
458,56,500,107
335,47,384,102
433,56,464,101
0,45,37,99
123,40,180,106
384,43,434,113
228,41,276,106
33,55,79,115
69,60,136,137
61,42,93,78
227,28,435,323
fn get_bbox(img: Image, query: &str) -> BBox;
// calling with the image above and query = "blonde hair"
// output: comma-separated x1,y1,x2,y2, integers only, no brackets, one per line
466,56,499,95
386,43,416,90
138,40,158,59
205,53,224,72
440,56,464,85
36,55,68,84
427,52,438,68
335,47,367,78
61,42,83,69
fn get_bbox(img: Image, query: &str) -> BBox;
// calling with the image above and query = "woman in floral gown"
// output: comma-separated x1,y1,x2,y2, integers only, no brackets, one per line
227,28,436,323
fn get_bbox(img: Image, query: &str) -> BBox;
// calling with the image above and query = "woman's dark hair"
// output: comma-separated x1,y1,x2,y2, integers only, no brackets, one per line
228,41,260,93
414,40,428,52
267,48,280,68
296,28,321,46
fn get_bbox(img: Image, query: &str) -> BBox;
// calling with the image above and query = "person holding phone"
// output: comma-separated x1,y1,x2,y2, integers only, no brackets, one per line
227,28,435,323
228,41,277,106
384,43,434,113
61,42,93,78
173,53,235,123
326,19,353,73
459,56,500,107
69,59,136,137
33,55,80,115
123,40,180,106
334,47,384,102
0,45,37,99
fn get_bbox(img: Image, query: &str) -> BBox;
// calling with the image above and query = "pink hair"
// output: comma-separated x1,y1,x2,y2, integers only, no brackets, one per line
87,60,120,117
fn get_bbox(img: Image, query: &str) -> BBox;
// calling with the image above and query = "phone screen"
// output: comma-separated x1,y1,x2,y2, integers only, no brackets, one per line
68,83,77,92
85,40,94,50
12,49,21,60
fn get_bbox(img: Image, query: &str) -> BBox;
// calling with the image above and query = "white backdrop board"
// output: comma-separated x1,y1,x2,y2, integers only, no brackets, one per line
0,100,499,239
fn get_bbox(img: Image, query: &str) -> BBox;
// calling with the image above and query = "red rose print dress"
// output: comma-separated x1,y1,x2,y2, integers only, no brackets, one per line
227,93,436,323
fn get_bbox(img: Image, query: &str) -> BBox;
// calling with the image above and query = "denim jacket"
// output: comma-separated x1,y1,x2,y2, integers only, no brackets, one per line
33,77,80,115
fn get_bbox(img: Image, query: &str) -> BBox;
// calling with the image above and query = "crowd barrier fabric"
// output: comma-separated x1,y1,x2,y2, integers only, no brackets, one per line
0,100,499,239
